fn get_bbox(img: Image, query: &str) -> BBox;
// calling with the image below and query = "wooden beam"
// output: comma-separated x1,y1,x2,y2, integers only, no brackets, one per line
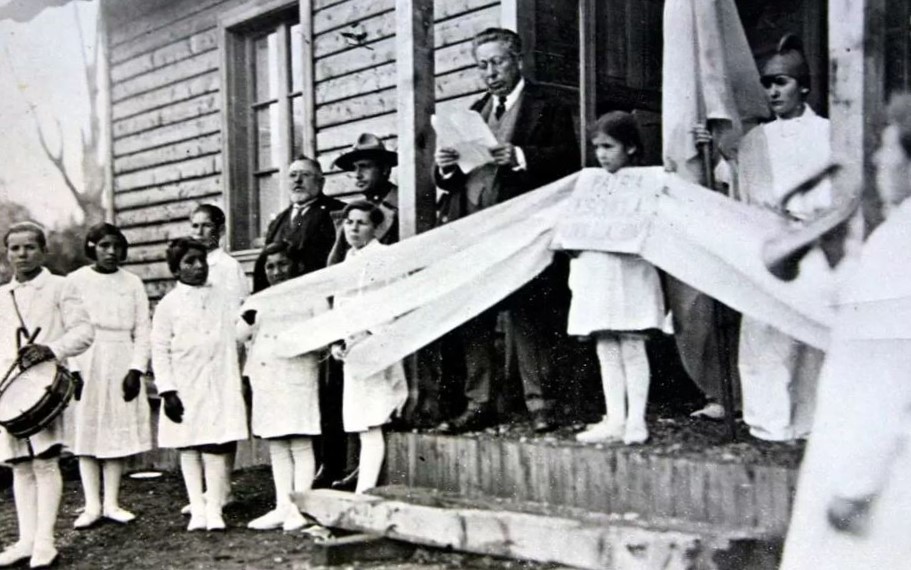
828,0,886,230
100,3,115,223
578,0,597,168
395,0,435,238
299,0,317,157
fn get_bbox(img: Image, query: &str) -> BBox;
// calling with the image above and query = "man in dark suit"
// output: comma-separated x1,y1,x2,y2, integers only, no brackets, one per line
433,27,579,433
257,155,346,488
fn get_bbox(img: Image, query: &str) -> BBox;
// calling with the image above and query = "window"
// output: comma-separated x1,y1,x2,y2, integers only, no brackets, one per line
223,4,305,251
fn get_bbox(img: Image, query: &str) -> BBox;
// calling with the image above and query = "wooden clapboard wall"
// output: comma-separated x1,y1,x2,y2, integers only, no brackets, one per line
103,0,501,299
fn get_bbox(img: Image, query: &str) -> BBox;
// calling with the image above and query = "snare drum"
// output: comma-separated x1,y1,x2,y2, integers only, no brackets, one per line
0,360,75,439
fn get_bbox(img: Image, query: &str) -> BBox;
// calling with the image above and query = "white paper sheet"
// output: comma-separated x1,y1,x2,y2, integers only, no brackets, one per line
431,110,498,172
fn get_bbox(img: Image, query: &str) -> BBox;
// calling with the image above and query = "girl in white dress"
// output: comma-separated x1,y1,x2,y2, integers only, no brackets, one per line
239,242,324,531
330,201,407,493
151,238,248,532
68,223,152,529
567,112,665,445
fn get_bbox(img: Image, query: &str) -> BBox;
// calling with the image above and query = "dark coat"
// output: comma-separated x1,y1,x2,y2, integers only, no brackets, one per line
434,82,579,224
253,193,345,291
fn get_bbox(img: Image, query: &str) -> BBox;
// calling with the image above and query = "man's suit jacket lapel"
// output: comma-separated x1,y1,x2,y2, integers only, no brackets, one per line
470,84,543,146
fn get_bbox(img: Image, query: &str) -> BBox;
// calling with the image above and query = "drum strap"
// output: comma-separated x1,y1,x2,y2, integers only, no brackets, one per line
9,291,31,350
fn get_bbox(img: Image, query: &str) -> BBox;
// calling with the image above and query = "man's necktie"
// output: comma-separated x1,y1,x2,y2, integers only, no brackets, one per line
291,205,302,222
494,95,507,120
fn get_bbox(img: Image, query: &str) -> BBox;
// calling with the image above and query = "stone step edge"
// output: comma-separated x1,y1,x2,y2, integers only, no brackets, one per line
293,487,783,570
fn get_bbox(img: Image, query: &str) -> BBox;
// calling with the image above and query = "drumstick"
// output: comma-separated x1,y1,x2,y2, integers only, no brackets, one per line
0,327,42,393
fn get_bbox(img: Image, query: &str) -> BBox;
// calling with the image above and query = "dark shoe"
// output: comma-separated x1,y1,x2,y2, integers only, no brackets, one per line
435,407,493,434
330,468,359,492
312,465,336,490
531,411,556,434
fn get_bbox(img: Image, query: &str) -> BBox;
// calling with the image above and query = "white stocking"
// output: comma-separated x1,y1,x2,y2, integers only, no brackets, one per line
102,459,125,512
11,462,37,550
620,336,650,433
268,440,293,511
202,453,228,515
78,457,102,514
288,437,315,493
180,451,205,515
356,428,385,494
32,458,62,551
595,335,627,431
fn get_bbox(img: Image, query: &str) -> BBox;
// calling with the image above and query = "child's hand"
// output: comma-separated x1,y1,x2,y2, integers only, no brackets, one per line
330,343,347,361
691,123,713,147
71,371,84,401
241,309,257,325
122,369,142,402
826,494,874,536
161,391,184,423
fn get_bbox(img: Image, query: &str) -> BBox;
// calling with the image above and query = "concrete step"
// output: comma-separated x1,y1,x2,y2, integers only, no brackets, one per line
386,432,798,535
294,486,782,570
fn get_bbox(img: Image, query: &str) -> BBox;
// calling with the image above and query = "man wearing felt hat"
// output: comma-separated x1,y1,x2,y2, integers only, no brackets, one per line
695,34,834,441
333,133,399,246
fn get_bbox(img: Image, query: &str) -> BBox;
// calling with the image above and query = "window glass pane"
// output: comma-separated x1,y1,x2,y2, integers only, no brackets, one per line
254,31,279,102
291,94,303,157
255,104,280,169
290,23,302,93
257,174,282,238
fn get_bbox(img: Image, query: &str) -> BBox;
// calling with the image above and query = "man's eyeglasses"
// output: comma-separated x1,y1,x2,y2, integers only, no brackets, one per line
476,56,514,71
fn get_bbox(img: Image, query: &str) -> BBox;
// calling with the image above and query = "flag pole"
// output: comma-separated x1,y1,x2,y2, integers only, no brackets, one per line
696,133,738,443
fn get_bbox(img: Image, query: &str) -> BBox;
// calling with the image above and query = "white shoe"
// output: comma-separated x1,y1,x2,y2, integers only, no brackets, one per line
690,402,725,420
247,508,285,531
103,507,135,524
187,511,207,532
28,544,57,569
180,503,191,516
73,510,102,529
623,423,649,445
206,511,226,532
282,507,307,532
575,420,624,443
0,542,32,567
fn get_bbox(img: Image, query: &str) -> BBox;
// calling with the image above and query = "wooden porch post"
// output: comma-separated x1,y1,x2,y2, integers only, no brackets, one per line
298,0,317,158
828,0,886,229
579,0,597,168
396,0,435,239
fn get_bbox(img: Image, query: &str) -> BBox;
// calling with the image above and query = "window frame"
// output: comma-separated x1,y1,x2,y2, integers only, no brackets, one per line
219,0,310,255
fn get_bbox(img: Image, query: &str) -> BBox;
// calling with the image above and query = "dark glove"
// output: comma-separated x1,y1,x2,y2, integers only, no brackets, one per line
72,371,84,401
242,375,252,408
160,391,184,424
241,309,257,325
18,344,55,370
122,369,142,402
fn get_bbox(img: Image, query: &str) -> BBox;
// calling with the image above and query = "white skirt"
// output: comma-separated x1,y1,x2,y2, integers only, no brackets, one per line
342,362,408,433
567,251,665,336
249,354,321,438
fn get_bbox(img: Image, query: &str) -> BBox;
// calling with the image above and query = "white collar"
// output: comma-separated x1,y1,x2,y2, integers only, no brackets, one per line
11,267,49,290
495,78,525,112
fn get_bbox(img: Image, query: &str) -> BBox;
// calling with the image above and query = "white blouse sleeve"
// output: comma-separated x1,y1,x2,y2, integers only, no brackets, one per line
150,296,176,394
130,279,152,372
48,278,94,361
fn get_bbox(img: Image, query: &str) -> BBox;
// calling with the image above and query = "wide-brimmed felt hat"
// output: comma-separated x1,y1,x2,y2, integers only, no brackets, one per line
333,133,398,171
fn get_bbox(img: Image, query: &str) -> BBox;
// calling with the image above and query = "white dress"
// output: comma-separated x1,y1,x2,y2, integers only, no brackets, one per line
151,282,248,448
0,269,94,463
781,200,911,569
566,251,665,336
336,241,408,433
207,247,250,310
735,106,833,441
67,267,152,459
237,299,327,438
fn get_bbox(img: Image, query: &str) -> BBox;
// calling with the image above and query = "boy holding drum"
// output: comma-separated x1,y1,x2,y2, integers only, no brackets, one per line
0,222,94,568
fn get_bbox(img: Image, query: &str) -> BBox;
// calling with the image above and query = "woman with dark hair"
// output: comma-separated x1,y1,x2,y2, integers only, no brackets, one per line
66,223,152,529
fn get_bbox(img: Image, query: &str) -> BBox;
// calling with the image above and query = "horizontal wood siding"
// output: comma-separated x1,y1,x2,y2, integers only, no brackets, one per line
313,0,499,199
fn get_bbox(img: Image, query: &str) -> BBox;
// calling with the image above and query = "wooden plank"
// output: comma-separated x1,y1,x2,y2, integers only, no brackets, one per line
110,0,227,49
316,113,397,152
299,0,318,157
114,175,222,210
114,155,222,193
115,197,219,228
121,261,173,281
113,71,220,122
317,87,397,129
121,220,190,246
314,9,396,59
112,50,220,102
315,41,476,107
114,113,221,157
115,133,222,174
111,28,219,83
113,93,220,139
578,0,596,167
313,0,395,35
828,0,887,229
315,35,396,83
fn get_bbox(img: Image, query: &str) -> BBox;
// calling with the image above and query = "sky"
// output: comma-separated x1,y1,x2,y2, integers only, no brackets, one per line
0,0,99,227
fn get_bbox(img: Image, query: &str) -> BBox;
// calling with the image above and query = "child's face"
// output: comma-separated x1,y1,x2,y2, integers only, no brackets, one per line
189,211,221,251
592,133,634,174
94,235,124,272
177,248,208,286
264,252,292,286
6,231,45,282
343,209,377,249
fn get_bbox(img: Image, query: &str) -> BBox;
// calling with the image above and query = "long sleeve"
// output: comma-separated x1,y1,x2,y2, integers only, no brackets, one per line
150,297,177,394
130,280,152,372
47,278,94,361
